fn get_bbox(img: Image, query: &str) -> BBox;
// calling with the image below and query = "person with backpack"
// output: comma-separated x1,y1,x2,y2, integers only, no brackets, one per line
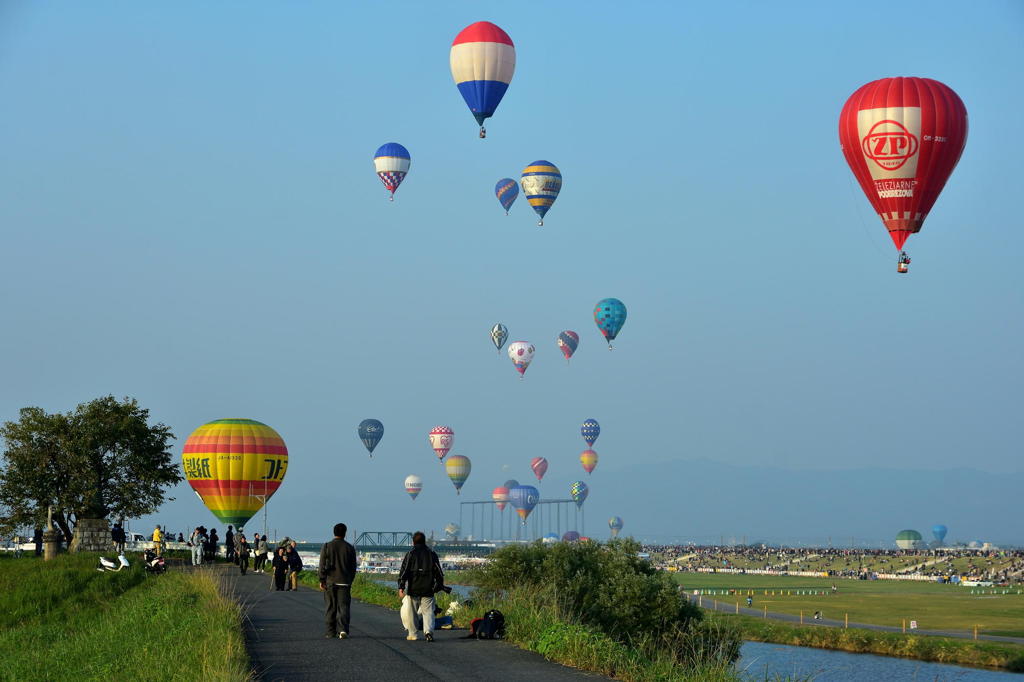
318,523,357,639
397,531,445,642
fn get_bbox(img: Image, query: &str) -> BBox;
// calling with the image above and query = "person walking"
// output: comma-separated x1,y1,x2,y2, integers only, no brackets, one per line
189,526,206,566
208,528,219,561
252,533,267,573
152,525,163,557
234,530,243,565
238,535,251,575
112,522,126,555
318,523,357,639
286,543,303,590
225,525,236,564
271,547,288,591
397,531,445,642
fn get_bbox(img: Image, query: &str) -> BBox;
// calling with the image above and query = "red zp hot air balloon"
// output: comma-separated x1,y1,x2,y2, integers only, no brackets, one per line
839,77,967,273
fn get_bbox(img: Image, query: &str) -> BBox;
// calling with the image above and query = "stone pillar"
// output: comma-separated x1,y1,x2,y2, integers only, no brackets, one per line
43,529,59,560
70,518,112,553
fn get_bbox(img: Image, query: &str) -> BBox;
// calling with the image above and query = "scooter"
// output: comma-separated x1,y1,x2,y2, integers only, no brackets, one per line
143,548,167,574
97,554,130,572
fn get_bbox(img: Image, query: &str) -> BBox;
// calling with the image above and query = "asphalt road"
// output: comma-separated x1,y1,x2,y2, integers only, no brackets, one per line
227,570,601,681
688,594,1024,645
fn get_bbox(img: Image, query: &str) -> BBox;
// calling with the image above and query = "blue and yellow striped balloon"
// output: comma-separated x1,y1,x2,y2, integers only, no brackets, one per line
520,161,561,226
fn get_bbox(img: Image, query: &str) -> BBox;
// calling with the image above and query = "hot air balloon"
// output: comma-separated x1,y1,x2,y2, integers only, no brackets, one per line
594,298,627,348
373,143,411,201
839,78,968,272
490,323,508,354
932,524,948,544
530,457,548,481
405,474,423,500
508,484,539,523
570,480,589,508
357,419,383,457
495,178,519,214
429,426,454,460
561,530,580,543
557,331,579,363
446,454,471,494
507,341,535,378
580,449,598,475
450,22,515,138
609,516,623,537
521,161,561,226
503,479,520,489
182,419,288,527
581,419,600,447
492,485,510,511
444,523,461,539
543,532,559,544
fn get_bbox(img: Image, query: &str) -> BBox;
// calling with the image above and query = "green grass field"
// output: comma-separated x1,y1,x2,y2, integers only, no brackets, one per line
671,572,1024,638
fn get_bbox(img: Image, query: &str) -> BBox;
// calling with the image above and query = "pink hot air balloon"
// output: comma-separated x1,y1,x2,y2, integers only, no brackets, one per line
492,485,510,511
429,425,454,460
530,457,548,481
580,449,598,475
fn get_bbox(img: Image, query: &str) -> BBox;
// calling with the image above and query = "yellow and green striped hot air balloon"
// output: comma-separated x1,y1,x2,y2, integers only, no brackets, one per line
445,454,471,495
182,418,288,527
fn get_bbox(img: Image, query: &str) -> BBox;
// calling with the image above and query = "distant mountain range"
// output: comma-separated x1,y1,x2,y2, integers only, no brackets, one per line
597,458,1022,548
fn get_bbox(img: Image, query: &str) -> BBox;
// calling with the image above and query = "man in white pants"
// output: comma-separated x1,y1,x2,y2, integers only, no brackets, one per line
397,531,444,642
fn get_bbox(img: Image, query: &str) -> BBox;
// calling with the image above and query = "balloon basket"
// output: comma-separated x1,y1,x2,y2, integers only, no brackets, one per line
537,220,544,227
388,195,394,202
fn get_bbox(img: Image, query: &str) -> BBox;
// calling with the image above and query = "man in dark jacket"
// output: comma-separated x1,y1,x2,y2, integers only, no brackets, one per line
225,525,236,563
318,523,357,639
397,531,444,642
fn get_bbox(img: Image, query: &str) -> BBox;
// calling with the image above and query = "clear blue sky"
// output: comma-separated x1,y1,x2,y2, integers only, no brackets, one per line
1,1,1021,544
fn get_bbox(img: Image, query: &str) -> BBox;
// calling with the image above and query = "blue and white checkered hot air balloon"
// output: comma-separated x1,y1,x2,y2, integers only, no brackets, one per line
581,419,600,448
521,161,561,226
495,178,518,215
373,143,410,201
450,22,515,138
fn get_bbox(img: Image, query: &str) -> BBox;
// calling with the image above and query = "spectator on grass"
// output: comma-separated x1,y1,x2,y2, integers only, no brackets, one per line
112,522,126,554
189,526,206,566
152,525,163,557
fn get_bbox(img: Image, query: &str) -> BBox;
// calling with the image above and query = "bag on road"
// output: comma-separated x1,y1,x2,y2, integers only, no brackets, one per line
472,609,505,640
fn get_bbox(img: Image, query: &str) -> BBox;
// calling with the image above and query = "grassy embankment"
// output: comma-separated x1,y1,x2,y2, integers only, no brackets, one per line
674,572,1024,671
0,553,249,682
302,541,744,682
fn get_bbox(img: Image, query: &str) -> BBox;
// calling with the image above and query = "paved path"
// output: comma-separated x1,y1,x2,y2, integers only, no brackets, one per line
689,595,1024,645
227,570,601,681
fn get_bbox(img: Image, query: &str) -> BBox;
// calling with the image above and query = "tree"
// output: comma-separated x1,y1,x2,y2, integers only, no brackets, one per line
0,396,181,543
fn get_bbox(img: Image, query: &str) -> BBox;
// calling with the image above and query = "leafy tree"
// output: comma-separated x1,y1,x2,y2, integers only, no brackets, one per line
0,396,180,544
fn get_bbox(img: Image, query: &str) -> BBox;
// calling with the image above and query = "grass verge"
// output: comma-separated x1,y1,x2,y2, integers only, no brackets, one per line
728,613,1024,672
0,554,249,681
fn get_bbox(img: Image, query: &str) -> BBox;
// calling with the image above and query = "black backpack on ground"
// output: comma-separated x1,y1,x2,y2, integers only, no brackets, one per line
476,610,505,639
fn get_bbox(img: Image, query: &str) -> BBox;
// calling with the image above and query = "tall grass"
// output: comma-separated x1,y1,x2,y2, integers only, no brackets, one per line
0,555,249,681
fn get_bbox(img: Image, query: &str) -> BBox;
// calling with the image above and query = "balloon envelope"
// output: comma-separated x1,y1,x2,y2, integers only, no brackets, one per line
594,299,627,345
182,418,288,527
358,419,383,456
507,341,535,377
838,77,967,252
490,323,508,352
530,457,548,481
521,161,562,225
609,516,624,537
450,22,515,131
557,331,579,361
503,479,520,489
495,178,519,214
562,531,580,543
445,454,471,494
492,485,510,511
580,449,598,475
508,484,539,523
570,481,589,508
429,426,454,460
373,143,411,200
581,419,600,447
404,474,422,500
932,524,948,543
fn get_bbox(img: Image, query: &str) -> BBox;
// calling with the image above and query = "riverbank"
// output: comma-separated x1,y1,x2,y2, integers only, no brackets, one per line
0,553,248,681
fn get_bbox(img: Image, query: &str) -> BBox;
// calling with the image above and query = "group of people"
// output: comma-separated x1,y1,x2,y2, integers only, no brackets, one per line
317,524,447,642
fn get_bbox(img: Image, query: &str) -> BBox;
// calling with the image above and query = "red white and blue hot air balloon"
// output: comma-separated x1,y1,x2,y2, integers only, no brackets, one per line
373,143,410,201
450,22,515,138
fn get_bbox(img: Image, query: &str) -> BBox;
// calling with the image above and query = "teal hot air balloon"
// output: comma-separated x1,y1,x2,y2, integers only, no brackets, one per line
357,419,383,457
594,298,627,348
495,178,518,214
570,481,589,508
932,524,948,544
609,516,623,537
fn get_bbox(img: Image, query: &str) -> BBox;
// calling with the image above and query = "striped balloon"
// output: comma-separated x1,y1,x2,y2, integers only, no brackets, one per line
404,474,423,501
450,22,515,138
446,454,472,494
557,331,579,362
492,485,510,512
495,178,519,214
182,419,288,527
530,456,548,481
580,449,598,475
373,142,410,201
520,160,561,226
